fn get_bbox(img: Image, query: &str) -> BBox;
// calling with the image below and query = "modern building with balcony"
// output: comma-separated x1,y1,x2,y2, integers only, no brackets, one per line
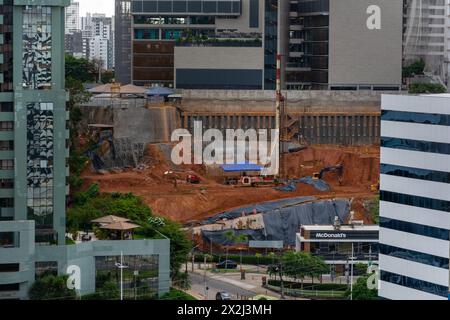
0,0,170,300
116,0,290,90
115,0,403,91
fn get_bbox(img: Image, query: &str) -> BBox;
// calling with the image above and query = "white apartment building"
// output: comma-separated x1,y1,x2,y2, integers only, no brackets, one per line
88,36,109,69
65,0,80,34
379,94,450,300
81,13,114,70
404,0,447,81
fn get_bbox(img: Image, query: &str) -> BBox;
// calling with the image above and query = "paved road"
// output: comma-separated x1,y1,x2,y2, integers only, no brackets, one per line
189,272,257,300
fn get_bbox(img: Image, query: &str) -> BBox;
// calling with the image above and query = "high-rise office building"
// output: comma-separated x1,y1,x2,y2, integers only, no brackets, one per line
0,0,169,300
115,0,132,84
65,0,80,34
115,0,403,90
379,94,450,300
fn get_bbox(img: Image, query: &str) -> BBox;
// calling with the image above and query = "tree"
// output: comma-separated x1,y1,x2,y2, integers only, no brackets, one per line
307,255,328,284
29,275,77,300
255,253,262,273
223,230,235,270
403,58,425,78
345,275,378,300
409,83,447,94
65,54,97,83
91,57,104,83
67,189,192,283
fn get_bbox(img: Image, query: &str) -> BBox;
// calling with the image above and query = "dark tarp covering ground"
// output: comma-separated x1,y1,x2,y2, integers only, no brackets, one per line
201,196,316,225
201,198,350,246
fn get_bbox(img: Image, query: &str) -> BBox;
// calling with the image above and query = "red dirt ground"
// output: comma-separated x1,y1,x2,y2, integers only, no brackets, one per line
81,144,380,224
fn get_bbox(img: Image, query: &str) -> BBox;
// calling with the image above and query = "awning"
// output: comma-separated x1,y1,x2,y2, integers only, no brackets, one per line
221,163,262,172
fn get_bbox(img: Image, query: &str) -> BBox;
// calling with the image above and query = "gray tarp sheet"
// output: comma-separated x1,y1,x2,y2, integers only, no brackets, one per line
201,199,350,246
262,199,349,245
201,196,316,225
275,177,330,192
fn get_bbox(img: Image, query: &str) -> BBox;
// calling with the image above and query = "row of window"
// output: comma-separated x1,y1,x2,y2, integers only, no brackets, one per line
379,244,449,269
132,0,241,14
380,190,450,212
380,270,448,298
382,110,450,126
381,137,450,155
380,163,450,184
379,217,449,241
134,15,216,25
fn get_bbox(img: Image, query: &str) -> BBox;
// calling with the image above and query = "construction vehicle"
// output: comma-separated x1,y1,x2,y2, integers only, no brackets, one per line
313,165,344,181
371,179,380,192
186,174,201,184
241,176,278,187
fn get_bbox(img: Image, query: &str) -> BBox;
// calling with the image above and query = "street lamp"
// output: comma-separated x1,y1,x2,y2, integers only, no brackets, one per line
115,251,129,301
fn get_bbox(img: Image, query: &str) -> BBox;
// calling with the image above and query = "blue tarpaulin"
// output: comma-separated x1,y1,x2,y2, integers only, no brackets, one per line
146,86,174,96
221,163,262,172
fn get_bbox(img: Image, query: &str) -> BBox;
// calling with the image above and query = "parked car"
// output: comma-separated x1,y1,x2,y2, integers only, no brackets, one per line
216,260,237,269
216,291,232,300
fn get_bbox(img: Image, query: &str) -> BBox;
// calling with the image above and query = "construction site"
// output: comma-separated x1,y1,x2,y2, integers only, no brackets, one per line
77,82,381,252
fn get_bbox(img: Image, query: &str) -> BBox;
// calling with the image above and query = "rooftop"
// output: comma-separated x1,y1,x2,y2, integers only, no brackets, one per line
300,224,379,231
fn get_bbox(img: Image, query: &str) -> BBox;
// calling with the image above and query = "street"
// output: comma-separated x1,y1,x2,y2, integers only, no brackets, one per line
189,272,259,300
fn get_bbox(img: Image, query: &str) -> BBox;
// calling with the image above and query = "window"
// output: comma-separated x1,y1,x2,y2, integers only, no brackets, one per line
382,110,450,126
380,191,450,212
0,121,13,131
381,137,450,155
380,164,450,184
0,231,17,247
380,217,449,241
23,6,52,90
35,261,58,279
0,102,13,112
0,263,19,272
0,141,13,150
0,179,13,188
379,244,449,269
95,255,159,299
27,102,54,231
380,271,448,298
0,160,13,170
0,283,20,292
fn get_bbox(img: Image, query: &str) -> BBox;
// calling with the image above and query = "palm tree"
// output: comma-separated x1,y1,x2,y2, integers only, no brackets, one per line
255,253,262,273
223,230,235,270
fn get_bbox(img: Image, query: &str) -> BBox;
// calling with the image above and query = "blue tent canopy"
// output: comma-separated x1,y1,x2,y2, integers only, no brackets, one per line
221,163,262,172
146,86,174,96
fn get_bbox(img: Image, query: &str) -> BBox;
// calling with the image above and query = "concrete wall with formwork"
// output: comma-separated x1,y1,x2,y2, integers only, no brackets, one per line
80,102,179,144
178,90,393,145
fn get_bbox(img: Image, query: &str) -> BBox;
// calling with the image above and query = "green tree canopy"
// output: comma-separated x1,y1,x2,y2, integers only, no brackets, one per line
29,275,77,300
346,274,378,300
67,187,192,283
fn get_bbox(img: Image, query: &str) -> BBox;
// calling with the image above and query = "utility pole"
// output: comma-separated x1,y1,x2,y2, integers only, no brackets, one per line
115,251,129,301
350,243,354,300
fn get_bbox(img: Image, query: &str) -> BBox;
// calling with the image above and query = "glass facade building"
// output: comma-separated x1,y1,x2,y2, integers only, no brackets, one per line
379,94,450,300
0,0,171,300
